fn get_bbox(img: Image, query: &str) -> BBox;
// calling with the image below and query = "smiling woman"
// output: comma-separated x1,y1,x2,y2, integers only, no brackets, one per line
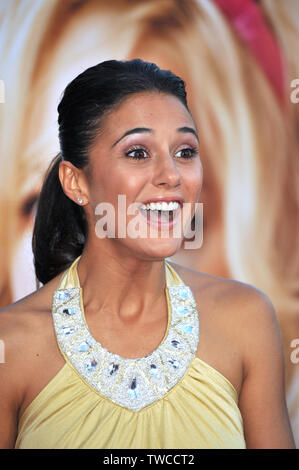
0,59,295,449
32,60,202,283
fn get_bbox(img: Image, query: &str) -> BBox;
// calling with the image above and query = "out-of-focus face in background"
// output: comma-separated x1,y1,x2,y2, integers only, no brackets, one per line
1,0,299,446
10,1,138,300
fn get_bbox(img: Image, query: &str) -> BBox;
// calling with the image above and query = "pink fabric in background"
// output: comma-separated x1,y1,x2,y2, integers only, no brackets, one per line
213,0,286,105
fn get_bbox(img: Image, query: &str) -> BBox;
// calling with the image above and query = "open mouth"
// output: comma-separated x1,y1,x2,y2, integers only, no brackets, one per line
138,201,182,227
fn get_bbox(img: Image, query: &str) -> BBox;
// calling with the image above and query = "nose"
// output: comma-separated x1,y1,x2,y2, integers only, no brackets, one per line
152,152,181,188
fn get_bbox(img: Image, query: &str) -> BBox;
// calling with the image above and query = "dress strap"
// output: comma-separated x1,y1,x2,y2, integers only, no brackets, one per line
165,261,185,287
58,256,81,289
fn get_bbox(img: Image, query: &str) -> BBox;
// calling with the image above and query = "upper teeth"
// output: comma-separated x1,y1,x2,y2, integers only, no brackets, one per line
140,201,180,211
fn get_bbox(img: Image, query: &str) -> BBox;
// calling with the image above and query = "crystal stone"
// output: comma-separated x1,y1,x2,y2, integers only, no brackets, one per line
128,378,138,398
177,306,189,315
150,364,158,376
78,341,90,352
58,291,71,301
62,307,76,316
178,288,188,299
62,326,74,336
168,359,180,369
86,360,98,371
179,325,193,334
109,363,119,375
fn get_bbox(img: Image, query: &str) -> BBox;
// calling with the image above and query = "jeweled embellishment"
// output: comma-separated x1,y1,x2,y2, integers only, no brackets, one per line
58,291,71,301
52,263,199,412
168,358,180,369
78,341,91,352
59,306,77,316
109,363,119,375
62,326,74,336
86,360,98,371
128,378,138,399
176,306,189,315
178,288,188,299
178,324,193,334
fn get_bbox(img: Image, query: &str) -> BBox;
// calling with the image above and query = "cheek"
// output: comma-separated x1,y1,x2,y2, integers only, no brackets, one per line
88,163,146,206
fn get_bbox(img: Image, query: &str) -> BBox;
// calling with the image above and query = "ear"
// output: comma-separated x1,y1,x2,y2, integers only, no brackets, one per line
58,161,89,206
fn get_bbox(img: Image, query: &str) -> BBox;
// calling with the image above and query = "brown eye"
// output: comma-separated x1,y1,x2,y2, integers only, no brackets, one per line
125,146,148,160
175,147,199,159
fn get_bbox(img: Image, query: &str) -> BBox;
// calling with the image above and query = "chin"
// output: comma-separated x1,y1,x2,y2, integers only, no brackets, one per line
136,238,183,261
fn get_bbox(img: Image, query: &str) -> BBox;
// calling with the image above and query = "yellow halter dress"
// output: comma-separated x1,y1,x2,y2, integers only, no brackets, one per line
15,257,246,449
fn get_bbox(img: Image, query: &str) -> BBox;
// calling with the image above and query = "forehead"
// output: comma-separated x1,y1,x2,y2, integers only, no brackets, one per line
102,91,193,134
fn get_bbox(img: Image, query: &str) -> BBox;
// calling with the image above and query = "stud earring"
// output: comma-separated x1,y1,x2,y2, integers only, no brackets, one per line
77,197,84,204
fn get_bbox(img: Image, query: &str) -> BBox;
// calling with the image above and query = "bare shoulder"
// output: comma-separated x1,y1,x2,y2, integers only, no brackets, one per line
0,272,64,388
0,273,62,345
168,260,283,381
168,259,279,331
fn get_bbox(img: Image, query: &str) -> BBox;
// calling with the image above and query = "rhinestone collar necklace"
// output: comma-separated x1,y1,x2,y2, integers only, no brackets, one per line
52,257,200,412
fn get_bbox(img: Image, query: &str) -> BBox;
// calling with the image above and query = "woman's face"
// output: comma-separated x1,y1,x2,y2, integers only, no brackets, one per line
83,91,203,260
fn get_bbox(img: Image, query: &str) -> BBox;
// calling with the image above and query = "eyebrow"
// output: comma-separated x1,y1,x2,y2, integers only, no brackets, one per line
111,126,199,148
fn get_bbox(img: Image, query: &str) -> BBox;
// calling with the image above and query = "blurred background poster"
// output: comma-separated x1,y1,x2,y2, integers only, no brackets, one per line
0,0,298,446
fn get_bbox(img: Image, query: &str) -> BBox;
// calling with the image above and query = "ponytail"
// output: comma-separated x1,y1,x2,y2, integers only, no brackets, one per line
32,153,87,284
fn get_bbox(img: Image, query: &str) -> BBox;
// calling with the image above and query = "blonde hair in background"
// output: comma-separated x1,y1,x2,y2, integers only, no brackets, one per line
0,0,298,442
125,0,299,342
0,0,59,305
124,0,299,442
0,0,148,305
259,0,299,445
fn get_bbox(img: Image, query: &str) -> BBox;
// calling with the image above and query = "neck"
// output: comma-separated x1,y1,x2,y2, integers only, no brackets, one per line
76,241,167,323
